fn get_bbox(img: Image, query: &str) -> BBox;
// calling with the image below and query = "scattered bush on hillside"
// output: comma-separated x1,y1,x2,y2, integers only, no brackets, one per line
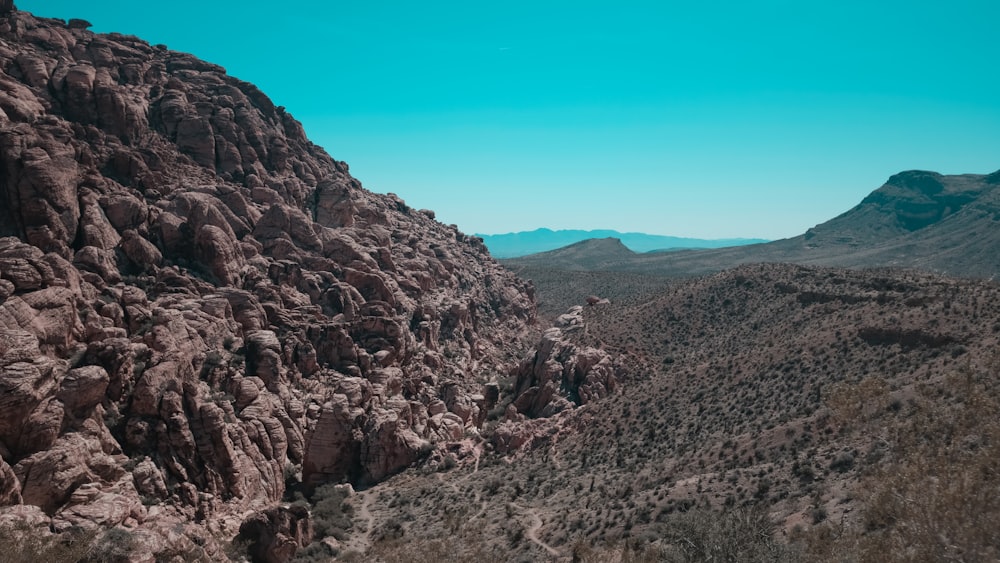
87,527,137,562
855,365,1000,562
805,361,1000,562
825,376,889,428
371,536,508,563
571,540,665,562
657,505,799,563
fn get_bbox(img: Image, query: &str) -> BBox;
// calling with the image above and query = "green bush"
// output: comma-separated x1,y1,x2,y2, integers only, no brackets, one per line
309,483,353,541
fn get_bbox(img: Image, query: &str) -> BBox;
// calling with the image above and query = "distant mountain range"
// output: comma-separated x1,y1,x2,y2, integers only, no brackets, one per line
476,229,769,258
505,169,1000,279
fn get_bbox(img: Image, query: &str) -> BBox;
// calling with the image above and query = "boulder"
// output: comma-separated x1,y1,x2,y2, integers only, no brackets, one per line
238,505,313,563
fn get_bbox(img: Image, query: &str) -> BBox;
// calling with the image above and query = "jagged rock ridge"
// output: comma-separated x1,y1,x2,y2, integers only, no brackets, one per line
0,6,536,557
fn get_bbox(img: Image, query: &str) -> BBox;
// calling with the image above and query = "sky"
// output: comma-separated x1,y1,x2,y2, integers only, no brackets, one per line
16,0,1000,239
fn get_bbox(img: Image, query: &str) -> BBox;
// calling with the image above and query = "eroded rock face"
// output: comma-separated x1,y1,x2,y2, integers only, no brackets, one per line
488,313,623,455
0,7,535,557
510,323,621,419
238,505,313,563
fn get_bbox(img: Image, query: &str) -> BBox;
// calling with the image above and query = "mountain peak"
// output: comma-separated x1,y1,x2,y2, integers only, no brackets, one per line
561,236,632,253
844,170,990,233
478,229,768,258
504,236,637,270
883,170,945,195
503,168,1000,279
531,236,635,259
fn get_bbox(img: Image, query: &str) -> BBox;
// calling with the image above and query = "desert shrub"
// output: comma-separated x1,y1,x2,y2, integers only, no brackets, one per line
376,517,404,541
658,505,799,563
852,369,1000,562
87,527,136,562
810,506,828,524
828,451,855,473
290,483,355,562
223,537,251,561
289,540,337,562
309,483,353,541
825,376,889,427
803,364,1000,562
371,536,508,563
572,540,665,563
0,523,97,563
439,454,457,472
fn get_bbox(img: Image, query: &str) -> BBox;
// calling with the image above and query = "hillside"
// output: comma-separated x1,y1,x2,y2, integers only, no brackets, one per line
478,228,768,258
339,263,1000,562
514,238,636,270
507,170,1000,279
2,3,1000,563
0,6,544,560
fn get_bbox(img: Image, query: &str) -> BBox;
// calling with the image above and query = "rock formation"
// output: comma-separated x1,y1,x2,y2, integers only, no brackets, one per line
238,505,313,563
0,6,535,557
488,311,622,455
508,318,621,420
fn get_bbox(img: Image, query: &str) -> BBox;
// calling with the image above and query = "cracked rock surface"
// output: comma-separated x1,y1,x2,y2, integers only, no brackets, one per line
0,6,536,555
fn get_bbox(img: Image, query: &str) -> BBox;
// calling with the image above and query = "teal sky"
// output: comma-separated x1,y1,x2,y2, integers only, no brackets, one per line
17,1,1000,239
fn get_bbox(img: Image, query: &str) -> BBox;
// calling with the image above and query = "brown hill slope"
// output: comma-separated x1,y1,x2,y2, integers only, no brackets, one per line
353,263,1000,561
507,169,1000,279
0,6,537,559
516,237,636,270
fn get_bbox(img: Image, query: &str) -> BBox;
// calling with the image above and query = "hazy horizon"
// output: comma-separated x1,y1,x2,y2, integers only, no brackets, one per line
19,0,1000,240
472,226,771,240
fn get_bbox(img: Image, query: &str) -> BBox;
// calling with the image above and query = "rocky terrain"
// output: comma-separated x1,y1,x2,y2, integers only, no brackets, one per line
341,263,1000,562
0,5,626,561
1,3,999,563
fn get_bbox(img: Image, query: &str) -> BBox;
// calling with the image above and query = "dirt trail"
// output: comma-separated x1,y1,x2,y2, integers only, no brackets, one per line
510,503,562,559
548,428,563,470
341,489,375,555
436,471,461,494
470,498,488,521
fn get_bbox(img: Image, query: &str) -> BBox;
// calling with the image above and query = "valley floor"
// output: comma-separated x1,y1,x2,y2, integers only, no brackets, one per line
293,262,1000,562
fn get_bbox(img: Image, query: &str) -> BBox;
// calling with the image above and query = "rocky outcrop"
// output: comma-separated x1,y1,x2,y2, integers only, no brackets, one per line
509,323,621,419
0,6,535,558
0,458,19,505
555,305,586,331
238,505,313,563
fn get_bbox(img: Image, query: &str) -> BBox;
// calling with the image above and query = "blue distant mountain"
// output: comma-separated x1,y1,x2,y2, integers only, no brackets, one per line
476,228,769,258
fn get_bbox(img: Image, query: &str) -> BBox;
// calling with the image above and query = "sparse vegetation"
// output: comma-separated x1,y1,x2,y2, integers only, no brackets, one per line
0,524,97,563
331,264,1000,561
307,483,354,542
658,506,799,562
801,363,1000,561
